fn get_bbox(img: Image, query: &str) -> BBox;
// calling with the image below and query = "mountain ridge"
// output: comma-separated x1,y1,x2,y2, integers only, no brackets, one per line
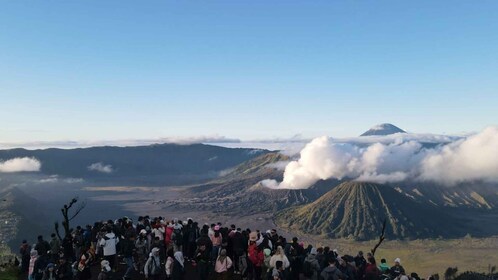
360,123,406,136
0,143,269,185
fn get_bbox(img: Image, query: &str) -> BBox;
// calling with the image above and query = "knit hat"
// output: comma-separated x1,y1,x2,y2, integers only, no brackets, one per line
394,258,401,264
140,229,147,235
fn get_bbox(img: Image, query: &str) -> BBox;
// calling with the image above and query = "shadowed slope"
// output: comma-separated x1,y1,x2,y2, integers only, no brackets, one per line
275,181,465,240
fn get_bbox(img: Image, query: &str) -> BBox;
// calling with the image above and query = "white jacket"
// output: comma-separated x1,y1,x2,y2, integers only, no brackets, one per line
99,233,119,256
152,227,165,240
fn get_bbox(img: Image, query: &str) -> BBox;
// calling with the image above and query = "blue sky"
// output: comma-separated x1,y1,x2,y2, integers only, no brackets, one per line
0,1,497,144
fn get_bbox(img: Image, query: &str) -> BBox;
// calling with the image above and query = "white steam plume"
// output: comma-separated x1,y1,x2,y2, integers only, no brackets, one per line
0,157,41,172
262,126,498,189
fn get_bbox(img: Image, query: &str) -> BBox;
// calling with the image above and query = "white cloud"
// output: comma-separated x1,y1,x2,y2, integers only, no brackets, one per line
87,162,113,173
0,157,41,172
419,126,498,185
263,126,498,189
64,178,84,183
38,175,59,183
35,175,84,184
0,135,241,150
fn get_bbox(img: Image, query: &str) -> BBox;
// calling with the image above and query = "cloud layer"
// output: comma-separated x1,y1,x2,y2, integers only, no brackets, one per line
263,126,498,189
0,135,241,150
87,162,114,173
0,157,41,172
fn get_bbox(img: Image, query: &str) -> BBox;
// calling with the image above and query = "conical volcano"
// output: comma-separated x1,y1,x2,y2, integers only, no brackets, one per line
275,181,464,240
360,123,406,136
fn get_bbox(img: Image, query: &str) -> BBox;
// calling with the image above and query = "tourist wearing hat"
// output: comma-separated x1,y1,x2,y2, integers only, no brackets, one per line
391,258,406,278
248,232,264,279
41,263,56,280
98,260,111,280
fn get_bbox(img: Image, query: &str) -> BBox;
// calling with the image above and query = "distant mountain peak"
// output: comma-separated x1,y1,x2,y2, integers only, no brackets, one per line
360,123,406,136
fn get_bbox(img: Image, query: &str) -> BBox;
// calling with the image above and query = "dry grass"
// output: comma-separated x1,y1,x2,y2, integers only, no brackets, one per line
311,236,498,277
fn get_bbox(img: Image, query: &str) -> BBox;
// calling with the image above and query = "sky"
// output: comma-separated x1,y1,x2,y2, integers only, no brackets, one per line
1,1,497,145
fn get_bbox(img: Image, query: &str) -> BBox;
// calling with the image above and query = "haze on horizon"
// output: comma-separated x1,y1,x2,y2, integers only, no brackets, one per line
1,1,497,144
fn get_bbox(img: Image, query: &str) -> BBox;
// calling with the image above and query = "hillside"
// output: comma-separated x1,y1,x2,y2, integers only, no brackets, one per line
403,183,498,209
0,144,269,185
0,186,48,248
275,181,466,240
164,152,338,214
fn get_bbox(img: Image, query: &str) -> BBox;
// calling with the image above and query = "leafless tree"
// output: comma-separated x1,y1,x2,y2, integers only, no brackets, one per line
54,197,86,239
371,219,386,256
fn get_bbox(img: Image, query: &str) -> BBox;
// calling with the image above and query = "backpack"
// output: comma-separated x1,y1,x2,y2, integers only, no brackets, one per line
148,256,161,275
303,260,314,277
173,229,183,246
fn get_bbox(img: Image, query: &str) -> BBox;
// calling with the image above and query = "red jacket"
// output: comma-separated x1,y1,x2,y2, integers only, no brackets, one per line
365,263,381,279
248,244,264,267
165,226,174,246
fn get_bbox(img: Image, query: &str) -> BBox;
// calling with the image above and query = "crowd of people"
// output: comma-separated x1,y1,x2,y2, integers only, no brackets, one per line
17,215,435,280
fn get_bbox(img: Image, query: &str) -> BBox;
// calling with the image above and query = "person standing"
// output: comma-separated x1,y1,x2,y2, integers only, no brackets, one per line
171,251,185,280
248,232,264,280
20,240,32,273
122,234,136,280
320,258,344,280
49,234,60,263
214,249,232,280
55,258,73,280
195,244,211,280
76,246,93,280
99,226,119,271
144,247,162,280
35,236,50,257
28,249,38,280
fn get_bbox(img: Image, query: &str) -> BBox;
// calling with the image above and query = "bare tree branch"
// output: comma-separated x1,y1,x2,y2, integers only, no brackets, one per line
54,222,62,240
371,219,386,256
69,201,87,221
56,197,87,237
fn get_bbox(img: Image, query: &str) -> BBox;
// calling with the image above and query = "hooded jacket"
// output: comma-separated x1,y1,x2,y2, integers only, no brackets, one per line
269,247,290,269
144,253,161,276
303,254,321,279
99,232,119,256
171,252,185,280
320,265,344,280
